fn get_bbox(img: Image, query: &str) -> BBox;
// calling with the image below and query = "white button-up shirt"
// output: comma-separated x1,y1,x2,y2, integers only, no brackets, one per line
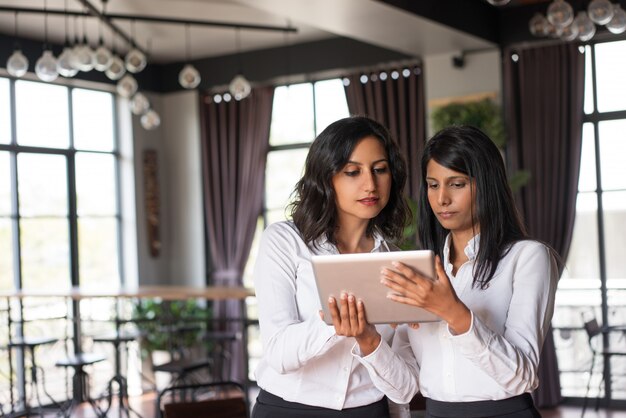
253,221,403,411
354,234,558,403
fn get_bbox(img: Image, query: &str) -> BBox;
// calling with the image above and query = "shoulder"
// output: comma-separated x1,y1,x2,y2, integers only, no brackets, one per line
508,239,552,258
506,240,557,274
261,221,304,248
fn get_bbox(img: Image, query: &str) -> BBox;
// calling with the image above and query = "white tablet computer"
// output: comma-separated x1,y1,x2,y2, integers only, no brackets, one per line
312,250,441,324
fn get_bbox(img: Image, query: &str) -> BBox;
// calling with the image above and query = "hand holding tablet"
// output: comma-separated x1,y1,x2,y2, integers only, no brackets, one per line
312,250,442,324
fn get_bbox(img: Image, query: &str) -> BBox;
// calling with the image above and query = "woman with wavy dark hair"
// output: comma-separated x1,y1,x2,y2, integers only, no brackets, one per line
252,116,412,418
330,126,558,418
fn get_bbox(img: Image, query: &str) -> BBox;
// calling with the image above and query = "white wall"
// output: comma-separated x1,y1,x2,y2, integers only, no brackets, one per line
423,49,501,135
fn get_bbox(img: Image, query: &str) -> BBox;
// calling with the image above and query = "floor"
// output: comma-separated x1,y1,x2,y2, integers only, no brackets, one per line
23,392,626,418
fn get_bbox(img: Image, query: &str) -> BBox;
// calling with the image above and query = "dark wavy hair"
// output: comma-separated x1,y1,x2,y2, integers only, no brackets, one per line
418,125,527,289
289,116,411,248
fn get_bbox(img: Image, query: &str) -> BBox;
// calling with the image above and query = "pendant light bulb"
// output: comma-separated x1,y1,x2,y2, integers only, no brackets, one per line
35,50,59,82
57,47,78,77
179,64,201,89
141,109,161,130
7,50,29,78
125,48,147,73
229,74,252,100
116,74,138,98
105,55,126,80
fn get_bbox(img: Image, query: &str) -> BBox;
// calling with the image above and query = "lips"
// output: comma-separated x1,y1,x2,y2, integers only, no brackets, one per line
358,197,379,206
437,211,456,219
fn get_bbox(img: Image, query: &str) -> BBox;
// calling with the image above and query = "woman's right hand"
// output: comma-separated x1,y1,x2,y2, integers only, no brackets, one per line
328,292,381,356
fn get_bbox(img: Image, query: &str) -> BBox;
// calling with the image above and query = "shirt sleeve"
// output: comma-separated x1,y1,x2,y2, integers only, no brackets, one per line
448,242,558,394
253,223,341,374
352,324,421,404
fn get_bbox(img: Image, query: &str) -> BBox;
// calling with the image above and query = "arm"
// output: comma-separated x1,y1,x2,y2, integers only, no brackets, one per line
254,224,341,374
450,243,558,394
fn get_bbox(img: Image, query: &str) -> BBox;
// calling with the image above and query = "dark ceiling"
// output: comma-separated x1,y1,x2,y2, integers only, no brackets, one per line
378,0,626,47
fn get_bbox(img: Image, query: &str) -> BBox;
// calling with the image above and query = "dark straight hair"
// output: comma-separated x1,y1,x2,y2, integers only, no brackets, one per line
418,125,527,289
289,116,411,248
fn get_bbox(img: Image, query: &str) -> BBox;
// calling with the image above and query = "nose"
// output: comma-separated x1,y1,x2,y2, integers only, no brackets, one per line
436,187,450,206
363,170,377,192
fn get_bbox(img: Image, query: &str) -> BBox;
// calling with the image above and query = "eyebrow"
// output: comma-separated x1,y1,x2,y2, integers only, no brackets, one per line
346,158,389,165
425,175,469,181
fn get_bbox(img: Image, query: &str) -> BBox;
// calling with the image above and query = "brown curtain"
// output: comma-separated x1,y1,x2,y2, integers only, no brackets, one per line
199,86,274,382
343,65,426,201
504,43,585,407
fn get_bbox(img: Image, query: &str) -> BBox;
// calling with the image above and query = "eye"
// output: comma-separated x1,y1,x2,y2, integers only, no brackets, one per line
450,182,467,188
344,170,360,177
427,182,438,189
373,166,388,174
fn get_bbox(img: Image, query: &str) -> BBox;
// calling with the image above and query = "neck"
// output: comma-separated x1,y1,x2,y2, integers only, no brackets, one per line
334,218,372,254
449,229,475,267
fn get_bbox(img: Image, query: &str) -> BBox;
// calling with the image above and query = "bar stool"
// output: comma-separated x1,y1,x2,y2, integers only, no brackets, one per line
93,330,144,418
55,352,107,418
7,336,62,416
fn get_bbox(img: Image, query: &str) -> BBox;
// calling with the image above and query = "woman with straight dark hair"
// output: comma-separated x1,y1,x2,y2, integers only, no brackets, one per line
328,125,558,418
251,116,412,418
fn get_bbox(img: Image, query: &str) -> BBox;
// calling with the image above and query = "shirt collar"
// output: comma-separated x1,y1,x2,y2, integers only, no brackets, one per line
443,233,480,275
315,228,386,254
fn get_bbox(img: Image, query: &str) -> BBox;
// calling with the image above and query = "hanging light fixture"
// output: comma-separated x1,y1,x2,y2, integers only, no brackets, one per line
57,0,78,78
130,92,150,115
140,109,161,130
71,14,95,72
529,0,626,41
229,27,251,100
588,0,614,24
117,74,138,97
486,0,511,5
179,24,201,89
93,0,112,72
105,34,126,81
125,20,147,73
35,1,59,82
607,3,626,33
6,12,29,78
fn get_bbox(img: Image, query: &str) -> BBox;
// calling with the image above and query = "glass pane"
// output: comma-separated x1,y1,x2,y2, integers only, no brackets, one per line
562,192,600,283
0,219,14,291
15,80,69,148
314,79,350,135
265,148,308,211
76,152,117,216
578,123,596,192
598,119,626,191
78,218,120,289
73,89,115,152
595,40,626,113
584,45,593,115
0,78,10,144
269,83,314,146
0,152,11,216
17,153,68,217
20,218,70,290
603,191,626,282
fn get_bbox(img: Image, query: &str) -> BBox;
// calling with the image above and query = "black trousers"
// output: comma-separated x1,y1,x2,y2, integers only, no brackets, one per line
425,393,541,418
251,389,390,418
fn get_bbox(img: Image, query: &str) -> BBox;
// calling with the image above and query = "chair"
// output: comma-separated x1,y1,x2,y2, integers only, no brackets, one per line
156,380,248,418
581,313,626,417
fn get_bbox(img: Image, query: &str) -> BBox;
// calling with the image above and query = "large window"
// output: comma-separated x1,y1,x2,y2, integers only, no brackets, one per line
0,78,122,292
554,40,626,402
243,79,349,380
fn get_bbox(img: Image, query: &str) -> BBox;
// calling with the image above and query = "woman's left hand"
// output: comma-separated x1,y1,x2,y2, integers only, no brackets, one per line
328,292,381,355
381,255,471,334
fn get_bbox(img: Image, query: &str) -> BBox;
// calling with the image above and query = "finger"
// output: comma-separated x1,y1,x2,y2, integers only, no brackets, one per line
357,298,368,327
409,323,421,329
327,297,342,329
386,292,422,307
347,294,358,331
339,292,350,324
434,255,449,283
391,261,433,285
389,323,398,329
